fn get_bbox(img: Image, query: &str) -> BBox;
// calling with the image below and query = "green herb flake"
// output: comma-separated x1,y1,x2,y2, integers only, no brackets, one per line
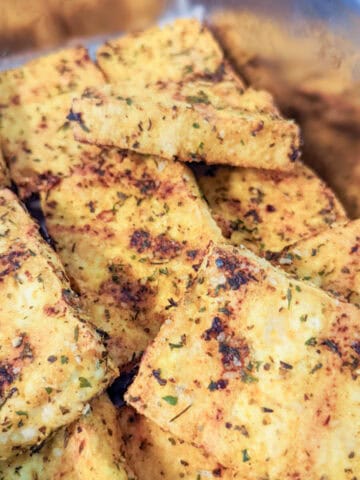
305,337,317,346
162,395,178,406
159,267,168,275
126,97,133,106
74,325,79,342
241,371,258,384
242,449,250,462
300,314,308,322
169,335,186,350
79,377,92,388
186,90,210,105
192,122,200,129
310,363,323,374
295,285,302,292
183,65,194,74
286,288,292,309
61,355,69,364
15,411,28,417
45,387,53,394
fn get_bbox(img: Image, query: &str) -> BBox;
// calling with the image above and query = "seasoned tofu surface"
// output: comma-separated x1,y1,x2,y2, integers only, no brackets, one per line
119,407,237,480
97,19,224,85
0,93,100,198
71,80,300,171
195,163,347,254
0,16,357,477
277,219,360,306
41,150,222,366
0,395,131,480
0,189,116,460
0,47,104,107
127,243,360,479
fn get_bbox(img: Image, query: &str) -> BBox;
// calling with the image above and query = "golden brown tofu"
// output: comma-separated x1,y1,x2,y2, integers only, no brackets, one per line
0,150,10,188
0,93,100,198
0,47,104,107
195,163,347,254
0,188,116,460
41,150,222,367
71,81,300,171
97,19,224,85
277,219,360,306
0,395,132,480
119,407,237,480
127,243,360,479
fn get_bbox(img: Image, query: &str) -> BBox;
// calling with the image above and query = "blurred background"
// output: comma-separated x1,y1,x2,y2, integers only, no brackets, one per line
0,0,359,217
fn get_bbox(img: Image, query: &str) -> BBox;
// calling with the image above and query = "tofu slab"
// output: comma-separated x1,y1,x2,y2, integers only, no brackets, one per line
277,219,360,306
0,47,104,107
97,19,224,85
0,395,131,480
71,81,300,171
127,243,360,479
41,150,222,366
1,93,100,198
195,163,347,254
119,407,237,480
0,189,116,460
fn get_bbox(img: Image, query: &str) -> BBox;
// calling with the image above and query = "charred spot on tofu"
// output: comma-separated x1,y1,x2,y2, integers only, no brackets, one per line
129,229,183,260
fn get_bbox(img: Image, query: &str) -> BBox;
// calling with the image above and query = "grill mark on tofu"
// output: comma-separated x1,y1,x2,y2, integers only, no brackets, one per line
129,230,183,260
0,249,31,279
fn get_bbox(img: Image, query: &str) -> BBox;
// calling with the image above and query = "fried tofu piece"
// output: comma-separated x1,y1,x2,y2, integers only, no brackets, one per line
277,219,360,306
0,150,10,188
0,188,116,460
195,163,347,254
0,93,100,198
211,11,360,218
71,81,300,171
97,19,224,85
119,407,237,480
127,243,360,478
0,395,132,480
41,150,222,367
0,47,104,107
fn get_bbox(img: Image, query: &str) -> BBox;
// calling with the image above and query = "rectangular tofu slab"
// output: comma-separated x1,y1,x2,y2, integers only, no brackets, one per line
127,243,360,479
41,150,222,367
0,189,116,460
1,93,100,198
277,219,360,306
97,19,225,85
0,395,131,480
195,163,347,254
71,80,300,171
119,407,237,480
0,47,104,107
